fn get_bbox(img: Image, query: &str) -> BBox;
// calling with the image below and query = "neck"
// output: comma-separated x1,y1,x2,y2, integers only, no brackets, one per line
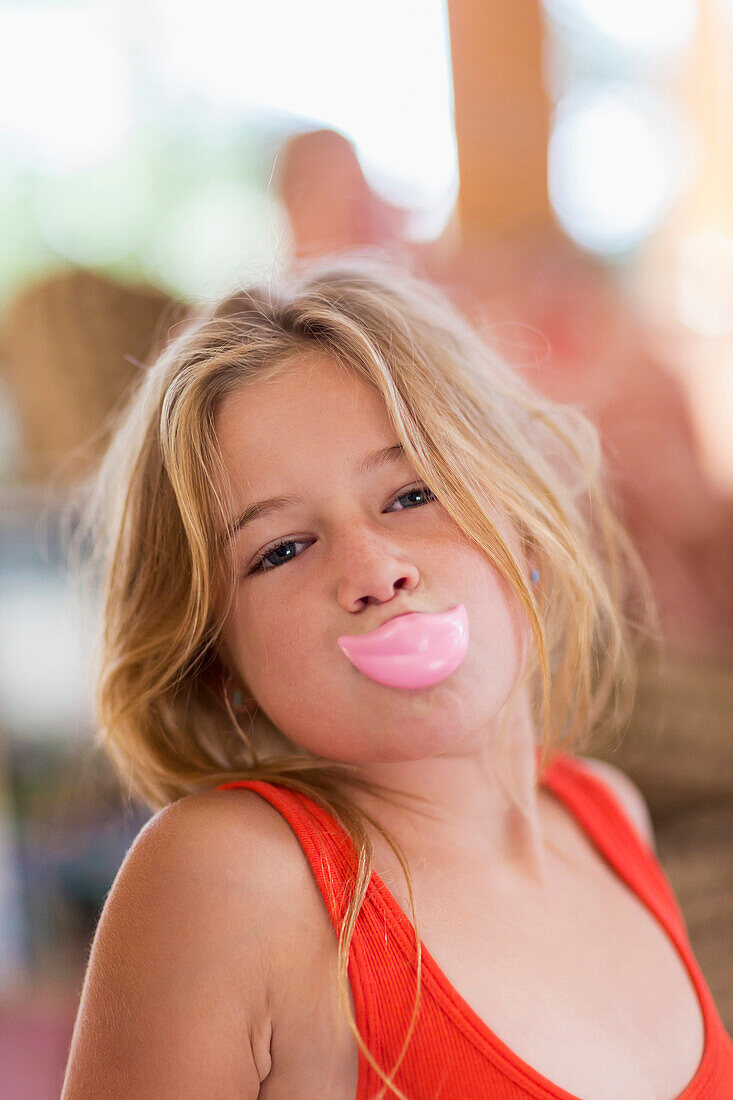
351,691,554,885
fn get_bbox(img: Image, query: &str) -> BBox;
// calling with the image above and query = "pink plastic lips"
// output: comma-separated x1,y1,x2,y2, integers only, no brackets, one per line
337,604,469,689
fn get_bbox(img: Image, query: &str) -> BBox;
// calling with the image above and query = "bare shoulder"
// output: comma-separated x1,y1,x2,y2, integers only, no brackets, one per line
575,756,656,853
62,786,311,1099
135,783,312,892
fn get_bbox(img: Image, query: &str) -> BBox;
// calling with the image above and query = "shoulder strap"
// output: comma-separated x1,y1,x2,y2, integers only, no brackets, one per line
543,754,690,936
215,778,387,1093
547,755,733,1088
215,778,359,928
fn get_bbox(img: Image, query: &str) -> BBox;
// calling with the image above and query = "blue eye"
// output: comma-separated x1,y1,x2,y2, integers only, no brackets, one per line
247,482,436,576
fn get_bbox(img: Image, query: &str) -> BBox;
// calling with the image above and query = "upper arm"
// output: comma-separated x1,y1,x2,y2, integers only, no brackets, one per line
61,789,285,1099
577,756,656,853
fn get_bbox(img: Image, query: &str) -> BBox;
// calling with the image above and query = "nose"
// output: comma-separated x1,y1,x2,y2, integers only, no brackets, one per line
335,529,420,611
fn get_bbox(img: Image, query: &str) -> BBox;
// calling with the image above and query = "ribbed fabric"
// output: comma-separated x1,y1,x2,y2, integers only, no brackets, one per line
216,752,733,1098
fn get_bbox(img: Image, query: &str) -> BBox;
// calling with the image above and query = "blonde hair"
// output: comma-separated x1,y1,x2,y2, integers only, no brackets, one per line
73,250,659,1098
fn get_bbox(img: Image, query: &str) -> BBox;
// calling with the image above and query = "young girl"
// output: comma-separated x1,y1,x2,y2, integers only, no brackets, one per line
61,253,732,1099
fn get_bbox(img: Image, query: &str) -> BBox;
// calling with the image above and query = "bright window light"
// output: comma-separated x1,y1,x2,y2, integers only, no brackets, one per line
0,3,131,173
144,0,458,222
0,572,94,743
548,83,700,254
543,0,698,58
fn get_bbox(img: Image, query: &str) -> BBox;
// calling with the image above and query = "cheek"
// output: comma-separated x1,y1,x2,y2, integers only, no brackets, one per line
493,567,532,654
220,538,533,762
223,585,326,714
464,564,531,695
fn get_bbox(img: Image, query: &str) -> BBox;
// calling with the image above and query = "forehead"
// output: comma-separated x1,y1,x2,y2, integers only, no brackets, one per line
215,354,395,470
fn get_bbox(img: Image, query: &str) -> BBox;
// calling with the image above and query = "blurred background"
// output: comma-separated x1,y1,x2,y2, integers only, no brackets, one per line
1,0,732,1095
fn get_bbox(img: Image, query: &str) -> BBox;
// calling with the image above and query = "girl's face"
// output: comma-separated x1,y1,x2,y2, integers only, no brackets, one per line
215,354,533,764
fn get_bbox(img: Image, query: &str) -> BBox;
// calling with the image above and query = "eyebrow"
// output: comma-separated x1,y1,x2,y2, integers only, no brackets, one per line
223,442,406,542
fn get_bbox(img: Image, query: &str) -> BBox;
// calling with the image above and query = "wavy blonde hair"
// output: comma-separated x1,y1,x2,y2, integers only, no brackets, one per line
74,250,659,1099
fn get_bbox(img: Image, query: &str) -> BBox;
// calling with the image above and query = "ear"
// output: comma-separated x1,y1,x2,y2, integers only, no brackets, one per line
226,671,259,714
513,528,538,583
205,652,259,715
235,687,259,715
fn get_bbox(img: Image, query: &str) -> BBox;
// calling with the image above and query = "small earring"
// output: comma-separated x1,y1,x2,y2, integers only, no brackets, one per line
232,689,244,708
530,569,540,585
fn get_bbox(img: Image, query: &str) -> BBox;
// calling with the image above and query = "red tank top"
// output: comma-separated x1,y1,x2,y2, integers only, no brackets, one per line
216,752,733,1098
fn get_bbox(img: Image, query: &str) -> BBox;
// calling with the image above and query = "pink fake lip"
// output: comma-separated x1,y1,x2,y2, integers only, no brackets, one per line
336,604,469,689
